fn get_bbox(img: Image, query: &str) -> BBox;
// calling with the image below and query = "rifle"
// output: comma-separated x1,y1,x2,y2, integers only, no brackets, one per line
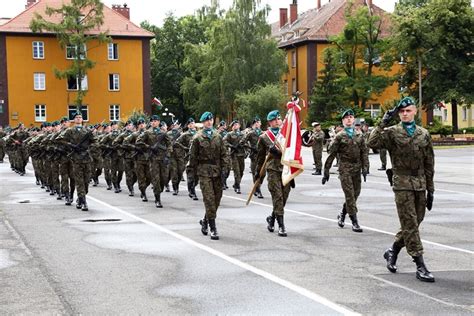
150,133,168,154
68,131,92,158
246,153,270,206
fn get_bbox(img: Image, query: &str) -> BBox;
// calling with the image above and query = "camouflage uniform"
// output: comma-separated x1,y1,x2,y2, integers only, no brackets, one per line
241,127,263,197
99,131,114,190
167,128,184,195
379,148,388,169
0,129,6,162
89,132,103,186
124,128,149,200
175,128,198,199
368,123,434,257
310,129,325,174
111,128,132,193
223,130,246,193
115,128,136,195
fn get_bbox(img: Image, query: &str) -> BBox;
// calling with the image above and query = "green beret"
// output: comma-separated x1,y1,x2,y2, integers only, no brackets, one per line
51,121,60,127
72,111,82,118
187,117,195,124
219,120,226,127
137,117,146,125
252,116,261,124
200,111,213,122
60,116,69,123
110,121,118,126
150,115,160,121
230,119,240,127
397,97,416,109
267,110,280,121
341,109,355,118
44,122,51,127
102,123,109,128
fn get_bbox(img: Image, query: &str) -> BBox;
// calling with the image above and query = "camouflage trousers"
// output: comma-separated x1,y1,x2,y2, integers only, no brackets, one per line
312,146,323,170
43,159,52,187
90,155,102,182
380,148,387,166
199,175,222,220
231,156,245,187
51,160,61,192
250,156,261,191
110,156,124,187
393,190,426,257
31,158,41,182
136,160,151,193
73,163,91,198
103,157,112,186
267,169,291,216
123,158,136,190
60,159,75,195
150,158,167,197
0,144,4,161
339,172,361,215
170,157,186,188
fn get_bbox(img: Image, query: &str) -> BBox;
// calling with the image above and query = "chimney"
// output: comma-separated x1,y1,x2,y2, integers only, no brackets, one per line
279,8,288,28
317,0,321,10
289,0,298,24
25,0,36,9
112,3,130,20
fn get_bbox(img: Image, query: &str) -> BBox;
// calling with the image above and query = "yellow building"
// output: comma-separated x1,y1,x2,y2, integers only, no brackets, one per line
0,0,154,127
434,103,474,130
271,0,402,124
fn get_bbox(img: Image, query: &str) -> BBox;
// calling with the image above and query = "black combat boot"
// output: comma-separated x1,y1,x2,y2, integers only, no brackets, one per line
81,197,88,211
337,204,347,228
189,184,198,201
266,214,275,233
276,215,287,237
114,183,120,193
45,186,50,193
76,197,83,209
106,181,112,190
383,243,402,273
128,185,134,197
165,184,170,192
64,192,71,206
172,183,179,196
312,169,322,175
378,165,386,171
256,187,264,199
92,178,99,187
199,218,208,236
140,190,148,202
49,188,56,196
36,178,40,185
413,255,435,282
208,219,219,240
56,191,63,200
349,214,363,233
155,195,163,208
233,184,241,194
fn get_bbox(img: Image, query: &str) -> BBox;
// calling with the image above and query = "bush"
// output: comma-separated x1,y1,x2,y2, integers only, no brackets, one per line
427,119,452,136
459,127,474,134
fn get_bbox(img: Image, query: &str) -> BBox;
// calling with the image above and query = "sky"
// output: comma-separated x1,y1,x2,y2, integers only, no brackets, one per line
1,0,398,26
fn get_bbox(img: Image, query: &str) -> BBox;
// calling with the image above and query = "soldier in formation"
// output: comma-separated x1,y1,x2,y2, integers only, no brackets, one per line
309,122,325,176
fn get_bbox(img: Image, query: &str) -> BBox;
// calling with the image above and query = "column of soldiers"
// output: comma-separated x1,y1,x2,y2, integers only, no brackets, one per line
1,96,436,283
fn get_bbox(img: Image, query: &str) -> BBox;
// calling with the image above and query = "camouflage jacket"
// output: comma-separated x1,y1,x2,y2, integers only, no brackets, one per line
167,128,183,159
100,130,120,159
310,130,325,150
112,129,133,157
56,125,96,163
174,130,195,161
241,128,261,159
256,129,283,173
223,130,246,157
123,129,147,161
324,129,369,175
188,129,229,178
367,123,434,192
136,128,172,161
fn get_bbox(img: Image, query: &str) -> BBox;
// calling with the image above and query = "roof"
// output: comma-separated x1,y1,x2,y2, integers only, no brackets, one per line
271,0,391,48
0,0,154,38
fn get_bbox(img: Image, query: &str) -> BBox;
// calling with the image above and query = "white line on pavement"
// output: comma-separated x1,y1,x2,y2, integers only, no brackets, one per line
86,194,360,316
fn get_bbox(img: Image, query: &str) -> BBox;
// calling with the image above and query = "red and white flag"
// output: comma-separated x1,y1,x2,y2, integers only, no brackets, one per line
152,97,163,109
277,100,304,186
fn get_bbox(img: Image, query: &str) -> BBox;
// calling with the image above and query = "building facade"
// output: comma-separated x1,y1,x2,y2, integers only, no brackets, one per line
0,0,154,127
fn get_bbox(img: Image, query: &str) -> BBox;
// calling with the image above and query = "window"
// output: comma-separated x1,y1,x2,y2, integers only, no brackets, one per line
108,74,120,91
108,43,119,60
66,44,86,59
291,50,296,68
32,41,44,59
364,104,381,118
68,105,89,121
291,78,296,94
34,104,46,122
443,109,448,122
109,104,120,121
283,80,288,95
34,73,45,90
67,75,88,91
462,106,467,121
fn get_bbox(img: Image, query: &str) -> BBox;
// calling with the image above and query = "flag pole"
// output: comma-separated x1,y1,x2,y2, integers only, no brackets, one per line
246,153,271,206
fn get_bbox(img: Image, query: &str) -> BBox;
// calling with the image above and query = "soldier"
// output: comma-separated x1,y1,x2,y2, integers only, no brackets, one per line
99,124,113,190
136,115,172,208
217,121,230,190
378,148,388,170
112,120,135,196
242,116,263,198
176,118,199,200
125,117,150,202
109,121,125,193
0,125,5,163
8,123,29,175
56,111,96,211
368,97,435,282
223,120,246,194
89,124,103,187
255,110,293,237
188,112,229,240
58,117,75,205
310,122,325,176
47,121,62,198
167,120,184,195
322,109,369,233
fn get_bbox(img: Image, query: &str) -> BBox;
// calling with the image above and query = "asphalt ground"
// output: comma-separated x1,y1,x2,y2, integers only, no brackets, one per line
0,146,473,315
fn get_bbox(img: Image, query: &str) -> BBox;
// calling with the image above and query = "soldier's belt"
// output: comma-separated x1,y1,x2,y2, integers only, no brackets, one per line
394,169,424,176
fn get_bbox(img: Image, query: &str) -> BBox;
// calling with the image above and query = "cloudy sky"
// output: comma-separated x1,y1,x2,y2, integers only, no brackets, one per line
2,0,397,26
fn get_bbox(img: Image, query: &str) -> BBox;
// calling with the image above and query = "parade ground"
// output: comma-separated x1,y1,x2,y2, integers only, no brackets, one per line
0,147,472,315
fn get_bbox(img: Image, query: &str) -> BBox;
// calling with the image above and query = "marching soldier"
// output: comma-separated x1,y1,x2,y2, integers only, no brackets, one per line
89,124,103,187
322,109,369,233
368,97,435,282
56,111,96,211
167,120,184,195
112,120,135,196
223,120,246,194
136,115,172,208
242,116,263,198
58,117,75,205
99,124,113,190
255,110,293,237
217,121,230,190
176,118,199,200
188,112,229,240
310,122,325,176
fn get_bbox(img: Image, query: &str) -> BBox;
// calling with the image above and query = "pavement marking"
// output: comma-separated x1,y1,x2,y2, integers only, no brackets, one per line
213,189,474,255
369,275,469,310
86,194,359,316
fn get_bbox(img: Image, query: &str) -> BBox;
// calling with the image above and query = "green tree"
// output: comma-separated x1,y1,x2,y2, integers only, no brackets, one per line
182,0,287,121
331,1,394,109
392,0,474,133
30,0,110,109
307,49,345,125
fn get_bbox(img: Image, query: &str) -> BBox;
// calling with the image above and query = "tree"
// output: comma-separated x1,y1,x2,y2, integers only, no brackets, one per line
392,0,474,133
307,49,345,125
330,1,394,109
182,0,287,121
235,83,286,126
30,0,110,109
